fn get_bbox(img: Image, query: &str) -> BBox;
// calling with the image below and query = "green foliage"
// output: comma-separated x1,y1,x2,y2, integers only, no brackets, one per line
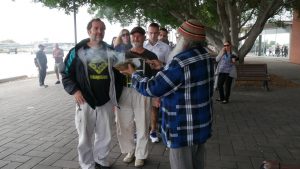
35,0,299,60
34,0,300,26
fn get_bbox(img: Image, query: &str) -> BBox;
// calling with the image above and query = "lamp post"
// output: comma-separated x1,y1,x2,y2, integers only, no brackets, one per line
73,0,77,44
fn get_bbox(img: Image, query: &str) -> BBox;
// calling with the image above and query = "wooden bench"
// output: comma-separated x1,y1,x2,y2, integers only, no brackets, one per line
236,64,271,91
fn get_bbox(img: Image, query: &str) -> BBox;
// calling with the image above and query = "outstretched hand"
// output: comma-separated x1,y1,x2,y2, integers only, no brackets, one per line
120,63,136,76
146,59,163,70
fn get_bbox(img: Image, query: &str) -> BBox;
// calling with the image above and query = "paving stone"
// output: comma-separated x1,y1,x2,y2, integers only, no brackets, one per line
0,160,10,168
3,154,31,163
0,148,18,159
237,161,254,169
206,160,237,168
53,138,74,147
61,149,78,161
52,160,80,168
45,146,72,154
39,153,64,166
0,137,15,146
158,164,171,169
14,145,39,155
32,165,62,169
150,143,166,155
1,161,22,169
13,134,35,143
16,157,43,169
220,143,235,156
0,146,7,152
34,142,55,151
26,150,53,158
1,57,300,168
274,147,294,160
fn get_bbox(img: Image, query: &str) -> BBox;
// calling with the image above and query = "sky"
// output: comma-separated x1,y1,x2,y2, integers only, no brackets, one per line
0,0,134,44
0,0,290,46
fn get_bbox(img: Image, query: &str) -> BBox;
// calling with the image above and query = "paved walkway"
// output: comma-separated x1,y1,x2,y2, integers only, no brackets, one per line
0,56,299,169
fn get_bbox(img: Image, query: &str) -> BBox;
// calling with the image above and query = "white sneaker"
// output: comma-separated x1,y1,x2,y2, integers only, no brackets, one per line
149,131,159,143
123,152,134,163
135,159,144,167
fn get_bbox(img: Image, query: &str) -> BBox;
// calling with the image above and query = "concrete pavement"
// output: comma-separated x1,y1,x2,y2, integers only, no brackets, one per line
0,56,299,169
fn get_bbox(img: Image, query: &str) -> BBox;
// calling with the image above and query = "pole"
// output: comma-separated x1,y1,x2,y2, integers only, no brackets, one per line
73,0,77,44
258,35,262,56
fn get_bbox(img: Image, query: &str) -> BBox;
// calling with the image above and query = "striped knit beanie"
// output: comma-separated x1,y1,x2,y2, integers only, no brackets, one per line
177,19,206,41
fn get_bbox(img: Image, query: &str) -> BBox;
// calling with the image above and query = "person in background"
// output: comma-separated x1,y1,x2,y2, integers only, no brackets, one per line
35,44,48,88
115,26,158,168
61,18,125,169
121,19,214,169
114,29,132,52
144,22,171,143
158,27,170,45
52,43,64,84
110,36,117,48
214,41,237,104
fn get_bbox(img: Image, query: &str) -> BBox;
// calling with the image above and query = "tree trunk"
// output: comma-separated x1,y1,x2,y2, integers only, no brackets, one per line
238,1,283,63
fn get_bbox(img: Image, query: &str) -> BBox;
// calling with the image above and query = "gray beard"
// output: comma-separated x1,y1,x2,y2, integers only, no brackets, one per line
90,35,102,43
167,37,187,63
132,42,143,48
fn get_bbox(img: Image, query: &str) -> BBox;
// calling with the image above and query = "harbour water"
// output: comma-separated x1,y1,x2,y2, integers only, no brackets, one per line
0,52,56,80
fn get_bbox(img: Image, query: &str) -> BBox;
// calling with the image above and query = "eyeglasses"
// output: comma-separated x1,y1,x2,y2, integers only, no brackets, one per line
122,33,130,37
224,44,230,47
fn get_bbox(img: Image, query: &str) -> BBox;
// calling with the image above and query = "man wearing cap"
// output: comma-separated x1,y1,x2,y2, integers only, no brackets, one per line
114,26,158,167
120,19,214,169
35,44,48,88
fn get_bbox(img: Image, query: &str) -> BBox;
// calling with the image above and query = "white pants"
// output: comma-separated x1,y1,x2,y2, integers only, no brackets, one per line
75,101,114,169
115,87,151,159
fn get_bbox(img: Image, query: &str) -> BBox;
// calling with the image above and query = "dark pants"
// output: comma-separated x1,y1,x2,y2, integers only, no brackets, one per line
217,73,233,101
39,67,47,86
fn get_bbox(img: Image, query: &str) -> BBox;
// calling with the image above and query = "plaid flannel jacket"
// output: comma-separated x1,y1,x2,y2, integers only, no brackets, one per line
131,46,214,148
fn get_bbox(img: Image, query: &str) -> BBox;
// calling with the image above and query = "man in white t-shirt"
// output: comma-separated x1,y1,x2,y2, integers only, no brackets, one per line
144,22,171,143
144,23,171,64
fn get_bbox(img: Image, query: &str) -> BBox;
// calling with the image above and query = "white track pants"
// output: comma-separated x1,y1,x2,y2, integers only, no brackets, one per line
75,101,114,169
115,87,151,159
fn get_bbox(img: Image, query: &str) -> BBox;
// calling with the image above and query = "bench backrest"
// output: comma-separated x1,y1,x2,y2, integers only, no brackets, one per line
236,64,269,80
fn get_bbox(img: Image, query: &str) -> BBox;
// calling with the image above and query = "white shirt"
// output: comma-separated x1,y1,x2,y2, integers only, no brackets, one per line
144,40,171,63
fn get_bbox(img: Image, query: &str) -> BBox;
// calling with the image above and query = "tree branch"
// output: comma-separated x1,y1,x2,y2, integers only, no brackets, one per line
239,0,284,58
226,0,239,53
239,9,255,30
217,0,230,41
169,10,186,22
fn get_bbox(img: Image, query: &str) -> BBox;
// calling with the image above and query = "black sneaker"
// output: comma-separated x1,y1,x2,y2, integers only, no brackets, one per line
55,81,60,84
95,163,111,169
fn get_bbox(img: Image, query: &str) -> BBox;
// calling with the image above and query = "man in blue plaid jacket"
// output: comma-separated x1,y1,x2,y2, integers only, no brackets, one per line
120,19,214,169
